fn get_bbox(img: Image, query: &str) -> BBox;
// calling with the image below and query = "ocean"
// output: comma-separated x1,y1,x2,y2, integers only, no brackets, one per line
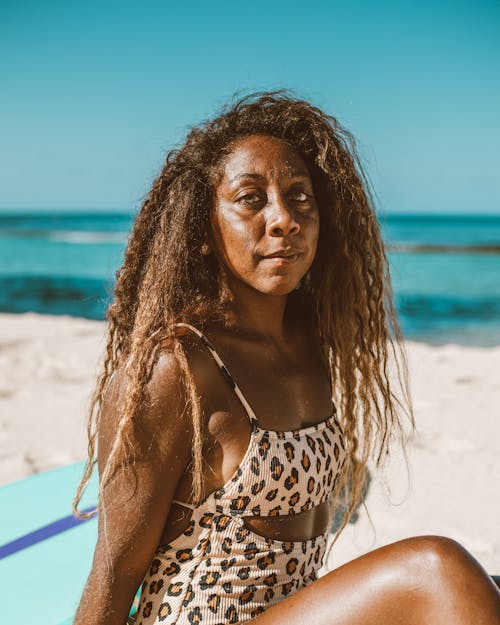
1,212,499,346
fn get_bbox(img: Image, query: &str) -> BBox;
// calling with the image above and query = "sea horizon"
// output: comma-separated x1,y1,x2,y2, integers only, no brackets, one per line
1,211,499,347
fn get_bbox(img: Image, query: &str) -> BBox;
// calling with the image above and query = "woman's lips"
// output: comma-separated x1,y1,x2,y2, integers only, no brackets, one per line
261,252,301,265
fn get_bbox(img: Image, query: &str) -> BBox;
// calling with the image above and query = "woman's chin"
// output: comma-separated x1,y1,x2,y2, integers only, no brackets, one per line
225,272,304,298
254,276,301,297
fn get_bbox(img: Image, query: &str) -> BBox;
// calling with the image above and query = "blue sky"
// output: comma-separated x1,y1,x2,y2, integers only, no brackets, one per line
1,0,499,214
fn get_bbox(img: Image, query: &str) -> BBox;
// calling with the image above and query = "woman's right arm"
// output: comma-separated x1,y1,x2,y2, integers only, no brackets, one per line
74,352,193,625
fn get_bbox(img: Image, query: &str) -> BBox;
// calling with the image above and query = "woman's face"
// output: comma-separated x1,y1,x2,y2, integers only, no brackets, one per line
211,135,320,297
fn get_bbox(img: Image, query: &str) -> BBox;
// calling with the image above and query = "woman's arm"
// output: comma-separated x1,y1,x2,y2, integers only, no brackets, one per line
74,352,193,625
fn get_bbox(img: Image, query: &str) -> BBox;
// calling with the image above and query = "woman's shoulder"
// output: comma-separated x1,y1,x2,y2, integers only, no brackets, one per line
107,349,187,409
98,349,196,465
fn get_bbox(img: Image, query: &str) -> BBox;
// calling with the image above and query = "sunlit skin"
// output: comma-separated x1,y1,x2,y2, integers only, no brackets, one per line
211,134,319,299
73,135,500,625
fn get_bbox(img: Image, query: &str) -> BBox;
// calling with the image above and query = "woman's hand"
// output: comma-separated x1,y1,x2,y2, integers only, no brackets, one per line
74,352,193,625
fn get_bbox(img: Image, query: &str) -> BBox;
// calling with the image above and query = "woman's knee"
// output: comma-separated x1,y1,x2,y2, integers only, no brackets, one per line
402,535,500,622
400,535,470,577
398,534,493,598
313,537,469,623
302,536,498,625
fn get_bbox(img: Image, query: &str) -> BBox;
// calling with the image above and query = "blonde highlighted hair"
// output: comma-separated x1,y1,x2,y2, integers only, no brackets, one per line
74,91,413,539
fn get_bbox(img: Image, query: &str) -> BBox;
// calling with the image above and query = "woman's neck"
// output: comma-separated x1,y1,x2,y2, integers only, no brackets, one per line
224,282,290,343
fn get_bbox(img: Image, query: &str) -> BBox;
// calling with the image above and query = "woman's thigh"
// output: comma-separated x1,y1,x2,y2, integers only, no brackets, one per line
251,535,500,625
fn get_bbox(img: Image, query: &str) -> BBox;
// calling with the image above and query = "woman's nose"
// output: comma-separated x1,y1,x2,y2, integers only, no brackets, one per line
267,195,300,237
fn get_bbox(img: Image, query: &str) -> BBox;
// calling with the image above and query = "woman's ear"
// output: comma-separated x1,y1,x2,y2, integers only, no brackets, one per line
201,242,211,256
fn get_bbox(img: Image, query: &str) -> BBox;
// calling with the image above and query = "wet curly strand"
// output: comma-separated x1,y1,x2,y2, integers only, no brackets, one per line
74,91,413,541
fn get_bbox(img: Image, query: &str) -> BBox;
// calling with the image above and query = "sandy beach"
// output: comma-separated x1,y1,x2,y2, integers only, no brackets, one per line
0,311,498,573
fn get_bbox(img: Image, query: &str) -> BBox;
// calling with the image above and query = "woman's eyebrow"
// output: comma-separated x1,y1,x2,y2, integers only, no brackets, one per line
230,169,310,183
230,173,266,183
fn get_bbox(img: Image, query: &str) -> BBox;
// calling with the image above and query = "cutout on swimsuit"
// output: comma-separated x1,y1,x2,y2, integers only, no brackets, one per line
242,501,331,542
159,502,196,546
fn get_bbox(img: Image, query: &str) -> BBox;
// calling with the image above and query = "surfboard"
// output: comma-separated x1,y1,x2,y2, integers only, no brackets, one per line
0,462,98,625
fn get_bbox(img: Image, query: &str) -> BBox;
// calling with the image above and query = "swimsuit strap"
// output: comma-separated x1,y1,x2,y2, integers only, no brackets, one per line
173,322,259,426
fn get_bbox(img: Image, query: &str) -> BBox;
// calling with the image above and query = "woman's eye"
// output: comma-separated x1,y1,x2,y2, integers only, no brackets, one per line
292,192,308,201
290,191,312,204
238,193,264,206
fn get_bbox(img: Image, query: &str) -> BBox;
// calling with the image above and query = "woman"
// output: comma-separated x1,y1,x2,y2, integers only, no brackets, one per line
74,92,500,625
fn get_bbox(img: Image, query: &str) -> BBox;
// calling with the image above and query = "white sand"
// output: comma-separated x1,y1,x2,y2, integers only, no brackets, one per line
0,312,498,573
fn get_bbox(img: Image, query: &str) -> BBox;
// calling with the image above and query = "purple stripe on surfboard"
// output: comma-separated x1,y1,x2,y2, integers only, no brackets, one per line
0,506,96,560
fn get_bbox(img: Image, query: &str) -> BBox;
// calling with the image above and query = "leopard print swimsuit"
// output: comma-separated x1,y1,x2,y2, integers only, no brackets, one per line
134,324,346,625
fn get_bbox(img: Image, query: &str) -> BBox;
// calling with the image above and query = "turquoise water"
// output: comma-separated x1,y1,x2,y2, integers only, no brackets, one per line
1,212,499,345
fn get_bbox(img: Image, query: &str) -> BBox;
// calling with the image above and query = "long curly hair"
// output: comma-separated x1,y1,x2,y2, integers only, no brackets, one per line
74,91,413,540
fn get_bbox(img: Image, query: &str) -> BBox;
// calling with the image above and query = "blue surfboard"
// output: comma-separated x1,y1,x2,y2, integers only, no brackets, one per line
0,462,98,625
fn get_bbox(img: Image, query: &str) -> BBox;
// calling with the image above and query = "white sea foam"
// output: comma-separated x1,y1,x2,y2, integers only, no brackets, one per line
46,230,128,244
